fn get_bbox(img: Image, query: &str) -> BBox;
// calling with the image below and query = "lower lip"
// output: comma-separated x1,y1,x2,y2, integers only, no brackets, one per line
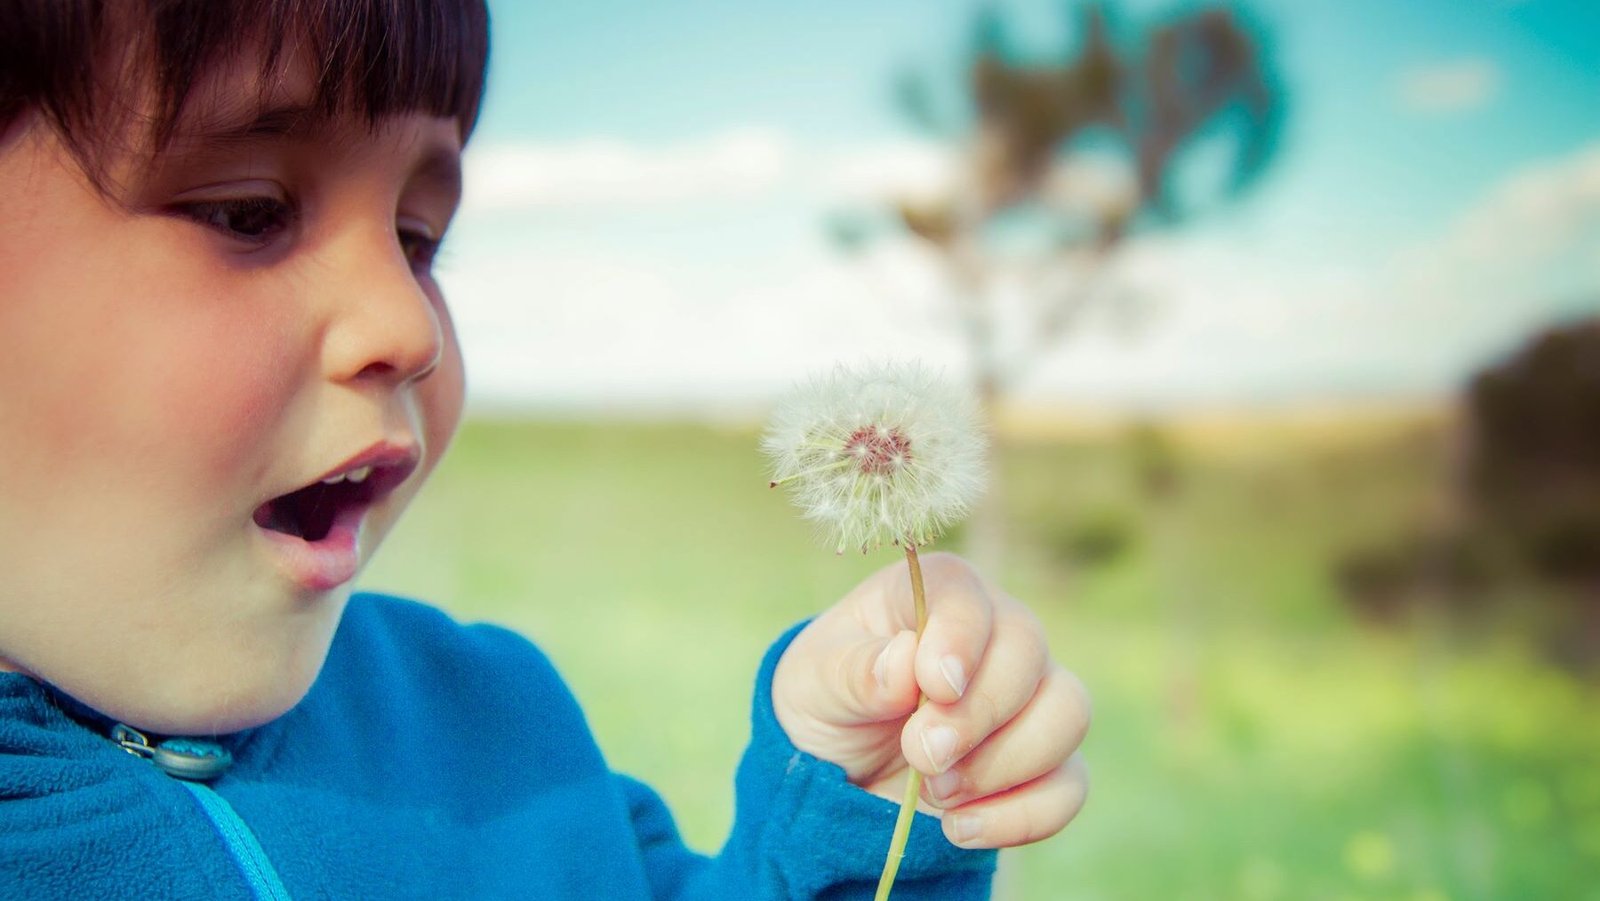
254,505,368,591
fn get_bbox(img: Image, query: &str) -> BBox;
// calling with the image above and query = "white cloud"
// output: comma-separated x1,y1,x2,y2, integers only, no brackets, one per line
440,127,1600,414
461,128,792,212
460,131,945,218
969,144,1600,406
1395,58,1502,115
1385,141,1600,370
1445,143,1600,265
818,139,1139,217
1397,141,1600,291
439,242,968,414
820,140,957,206
440,217,1399,414
460,129,1141,222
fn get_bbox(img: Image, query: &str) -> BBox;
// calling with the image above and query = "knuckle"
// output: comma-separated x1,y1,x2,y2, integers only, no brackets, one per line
918,550,973,581
1021,606,1050,656
1060,668,1093,732
1019,613,1052,670
1001,592,1045,633
992,602,1049,670
1041,665,1091,741
1026,770,1080,843
966,684,1005,733
920,555,988,605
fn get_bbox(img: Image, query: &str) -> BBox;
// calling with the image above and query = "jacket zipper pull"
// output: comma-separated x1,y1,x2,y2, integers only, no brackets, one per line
112,723,233,781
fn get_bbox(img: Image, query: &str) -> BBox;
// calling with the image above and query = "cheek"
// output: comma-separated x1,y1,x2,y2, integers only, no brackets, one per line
0,255,303,515
130,313,302,471
75,278,304,500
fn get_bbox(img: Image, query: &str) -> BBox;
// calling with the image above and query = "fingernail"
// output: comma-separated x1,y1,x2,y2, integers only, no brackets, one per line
939,655,967,697
926,770,961,803
948,813,981,845
920,725,959,773
873,644,891,689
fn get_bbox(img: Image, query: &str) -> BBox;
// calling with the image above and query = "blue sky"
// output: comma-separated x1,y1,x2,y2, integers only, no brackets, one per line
440,0,1600,413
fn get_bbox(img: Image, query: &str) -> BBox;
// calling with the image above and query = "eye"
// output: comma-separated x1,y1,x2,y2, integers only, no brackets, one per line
398,226,443,276
174,196,296,245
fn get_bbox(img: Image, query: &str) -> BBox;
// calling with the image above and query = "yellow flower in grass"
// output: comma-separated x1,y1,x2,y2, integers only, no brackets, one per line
762,362,987,554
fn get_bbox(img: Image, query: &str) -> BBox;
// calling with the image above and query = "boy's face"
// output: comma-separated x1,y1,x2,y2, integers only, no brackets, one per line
0,52,466,734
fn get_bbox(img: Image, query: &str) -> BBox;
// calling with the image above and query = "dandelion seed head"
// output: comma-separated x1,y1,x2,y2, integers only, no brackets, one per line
762,361,988,554
844,424,912,476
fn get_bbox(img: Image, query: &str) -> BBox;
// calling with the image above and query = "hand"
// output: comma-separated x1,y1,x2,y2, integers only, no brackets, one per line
772,552,1090,849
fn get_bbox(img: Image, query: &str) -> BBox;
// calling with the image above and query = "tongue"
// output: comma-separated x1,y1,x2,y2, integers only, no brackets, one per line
291,484,341,542
254,482,345,542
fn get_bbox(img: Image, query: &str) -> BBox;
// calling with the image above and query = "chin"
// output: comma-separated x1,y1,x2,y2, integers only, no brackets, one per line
111,618,342,736
189,680,315,735
108,659,321,736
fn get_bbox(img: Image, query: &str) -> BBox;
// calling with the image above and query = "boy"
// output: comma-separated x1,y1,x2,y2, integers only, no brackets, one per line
0,1,1089,897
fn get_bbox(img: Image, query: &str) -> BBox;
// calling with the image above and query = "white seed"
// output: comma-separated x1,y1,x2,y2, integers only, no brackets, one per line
760,362,987,554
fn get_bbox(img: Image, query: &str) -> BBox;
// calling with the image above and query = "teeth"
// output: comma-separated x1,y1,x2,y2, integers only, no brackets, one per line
320,465,373,486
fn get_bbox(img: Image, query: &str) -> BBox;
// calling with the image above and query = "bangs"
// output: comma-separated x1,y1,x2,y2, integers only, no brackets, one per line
148,0,490,142
1,0,489,178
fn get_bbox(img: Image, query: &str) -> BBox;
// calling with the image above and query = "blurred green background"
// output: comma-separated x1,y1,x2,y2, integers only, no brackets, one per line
360,414,1600,900
371,0,1600,896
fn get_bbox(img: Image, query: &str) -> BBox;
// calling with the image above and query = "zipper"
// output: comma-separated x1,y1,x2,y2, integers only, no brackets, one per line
114,724,295,901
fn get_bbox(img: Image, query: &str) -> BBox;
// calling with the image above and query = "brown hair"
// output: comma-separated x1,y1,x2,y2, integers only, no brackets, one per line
0,0,490,177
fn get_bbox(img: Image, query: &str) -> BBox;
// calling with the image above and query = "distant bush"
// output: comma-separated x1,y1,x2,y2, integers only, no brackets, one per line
1046,504,1137,569
1333,529,1497,625
1332,544,1411,624
1333,318,1600,665
1467,317,1600,587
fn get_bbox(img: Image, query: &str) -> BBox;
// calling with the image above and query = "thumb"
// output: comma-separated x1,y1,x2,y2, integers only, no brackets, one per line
777,624,921,729
803,627,922,726
773,622,931,783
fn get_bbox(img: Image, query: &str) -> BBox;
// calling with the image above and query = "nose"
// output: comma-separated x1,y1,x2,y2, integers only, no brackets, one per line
320,232,444,387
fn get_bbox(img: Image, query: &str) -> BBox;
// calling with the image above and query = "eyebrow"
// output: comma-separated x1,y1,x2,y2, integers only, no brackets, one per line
176,102,325,148
167,102,464,203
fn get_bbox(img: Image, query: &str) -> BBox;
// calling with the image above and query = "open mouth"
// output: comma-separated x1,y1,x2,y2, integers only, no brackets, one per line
251,461,414,543
253,476,374,542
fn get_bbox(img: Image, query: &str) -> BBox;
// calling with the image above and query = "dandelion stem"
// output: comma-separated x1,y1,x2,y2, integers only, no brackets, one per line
906,543,928,636
874,543,929,901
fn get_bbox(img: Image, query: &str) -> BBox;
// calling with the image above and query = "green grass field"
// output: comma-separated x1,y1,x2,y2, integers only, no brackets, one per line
359,417,1600,900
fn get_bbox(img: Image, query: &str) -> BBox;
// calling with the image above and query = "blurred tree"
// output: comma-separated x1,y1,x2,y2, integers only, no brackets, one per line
830,2,1284,563
1465,316,1600,664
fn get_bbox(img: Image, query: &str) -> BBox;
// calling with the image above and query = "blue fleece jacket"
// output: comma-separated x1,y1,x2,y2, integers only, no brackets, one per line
0,593,995,898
